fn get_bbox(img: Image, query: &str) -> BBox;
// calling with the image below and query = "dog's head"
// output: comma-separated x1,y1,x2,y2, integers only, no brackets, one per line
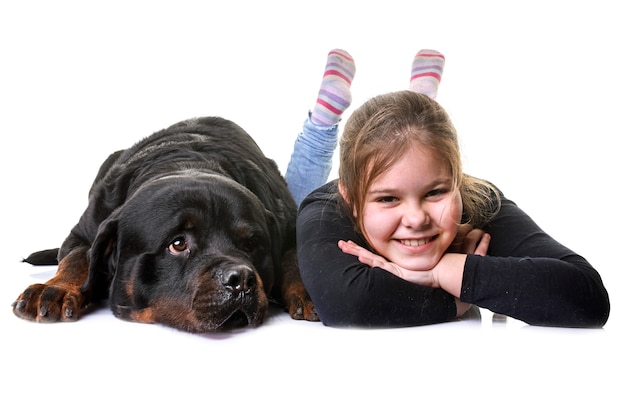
86,173,283,332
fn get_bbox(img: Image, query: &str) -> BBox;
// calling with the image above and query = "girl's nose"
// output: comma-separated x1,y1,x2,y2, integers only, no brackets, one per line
401,202,430,229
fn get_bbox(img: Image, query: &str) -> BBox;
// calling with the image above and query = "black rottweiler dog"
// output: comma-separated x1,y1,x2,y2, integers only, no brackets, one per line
12,117,318,332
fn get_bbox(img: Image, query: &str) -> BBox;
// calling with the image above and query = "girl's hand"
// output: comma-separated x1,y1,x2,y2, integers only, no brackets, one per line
337,240,436,287
337,240,388,267
338,228,491,290
448,224,491,256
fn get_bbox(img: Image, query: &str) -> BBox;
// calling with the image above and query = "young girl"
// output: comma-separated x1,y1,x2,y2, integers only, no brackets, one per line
286,49,610,328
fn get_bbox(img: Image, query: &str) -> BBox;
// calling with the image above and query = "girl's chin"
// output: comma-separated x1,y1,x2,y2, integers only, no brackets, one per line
388,246,441,271
388,255,438,271
406,263,437,271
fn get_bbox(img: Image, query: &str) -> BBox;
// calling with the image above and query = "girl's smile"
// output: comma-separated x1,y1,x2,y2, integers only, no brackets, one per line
398,235,438,248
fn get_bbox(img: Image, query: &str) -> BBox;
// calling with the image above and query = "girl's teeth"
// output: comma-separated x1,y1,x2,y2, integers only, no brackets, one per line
401,238,429,247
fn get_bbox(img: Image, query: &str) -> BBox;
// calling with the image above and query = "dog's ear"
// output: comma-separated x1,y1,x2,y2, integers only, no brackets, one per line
263,208,284,290
81,216,119,297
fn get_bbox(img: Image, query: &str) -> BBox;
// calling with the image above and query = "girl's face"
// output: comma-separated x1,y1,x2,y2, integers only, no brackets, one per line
361,145,462,271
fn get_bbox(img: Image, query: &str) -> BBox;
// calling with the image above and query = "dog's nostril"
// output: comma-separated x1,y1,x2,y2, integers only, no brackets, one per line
222,265,256,293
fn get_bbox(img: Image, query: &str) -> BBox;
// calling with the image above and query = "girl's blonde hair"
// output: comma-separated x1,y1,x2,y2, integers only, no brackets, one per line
338,90,500,234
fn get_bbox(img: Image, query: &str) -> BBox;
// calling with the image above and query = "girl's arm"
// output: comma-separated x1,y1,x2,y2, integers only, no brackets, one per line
343,193,610,328
460,195,610,327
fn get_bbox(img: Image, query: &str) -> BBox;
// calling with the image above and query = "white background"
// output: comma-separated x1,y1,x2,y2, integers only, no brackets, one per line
1,1,624,395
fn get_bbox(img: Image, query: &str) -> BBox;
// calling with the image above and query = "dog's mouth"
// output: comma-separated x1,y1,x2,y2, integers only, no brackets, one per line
191,290,267,332
217,308,257,330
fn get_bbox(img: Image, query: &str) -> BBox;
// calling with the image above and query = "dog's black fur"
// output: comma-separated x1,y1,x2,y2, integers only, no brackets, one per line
13,117,318,332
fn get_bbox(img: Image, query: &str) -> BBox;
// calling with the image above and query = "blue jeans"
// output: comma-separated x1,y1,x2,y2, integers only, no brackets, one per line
285,113,338,206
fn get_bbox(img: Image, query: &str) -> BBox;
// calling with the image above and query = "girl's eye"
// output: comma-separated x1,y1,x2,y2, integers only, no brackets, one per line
377,196,398,203
168,236,188,254
426,188,448,198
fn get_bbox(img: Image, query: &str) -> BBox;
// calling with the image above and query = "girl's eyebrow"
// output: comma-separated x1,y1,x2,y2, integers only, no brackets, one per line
429,178,453,188
367,188,397,196
368,178,452,195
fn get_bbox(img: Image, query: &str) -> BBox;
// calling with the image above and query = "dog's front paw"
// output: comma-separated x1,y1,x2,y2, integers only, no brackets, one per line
12,283,84,323
279,249,319,322
283,287,319,322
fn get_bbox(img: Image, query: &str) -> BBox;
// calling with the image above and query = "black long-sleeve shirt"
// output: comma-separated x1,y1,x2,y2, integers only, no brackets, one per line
296,179,610,328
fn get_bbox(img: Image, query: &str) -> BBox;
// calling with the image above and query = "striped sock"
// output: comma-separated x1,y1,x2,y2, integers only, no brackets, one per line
409,49,445,99
311,49,356,126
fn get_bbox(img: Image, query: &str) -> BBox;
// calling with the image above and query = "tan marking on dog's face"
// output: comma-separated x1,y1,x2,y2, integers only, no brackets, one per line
148,272,269,333
125,277,134,299
130,307,156,324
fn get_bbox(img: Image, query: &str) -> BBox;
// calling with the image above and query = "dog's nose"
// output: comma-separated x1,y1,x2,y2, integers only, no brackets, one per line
221,265,256,293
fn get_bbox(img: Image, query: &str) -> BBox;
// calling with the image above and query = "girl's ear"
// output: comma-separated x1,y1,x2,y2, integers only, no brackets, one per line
338,181,349,204
338,181,358,218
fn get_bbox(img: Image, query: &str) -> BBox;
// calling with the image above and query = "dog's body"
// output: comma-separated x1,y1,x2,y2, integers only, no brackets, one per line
13,117,318,332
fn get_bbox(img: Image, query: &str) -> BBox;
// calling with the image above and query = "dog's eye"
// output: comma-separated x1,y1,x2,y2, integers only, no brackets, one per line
168,236,189,255
242,237,257,253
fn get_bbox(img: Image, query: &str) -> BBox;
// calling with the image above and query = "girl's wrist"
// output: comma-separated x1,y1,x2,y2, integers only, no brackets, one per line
436,253,467,297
